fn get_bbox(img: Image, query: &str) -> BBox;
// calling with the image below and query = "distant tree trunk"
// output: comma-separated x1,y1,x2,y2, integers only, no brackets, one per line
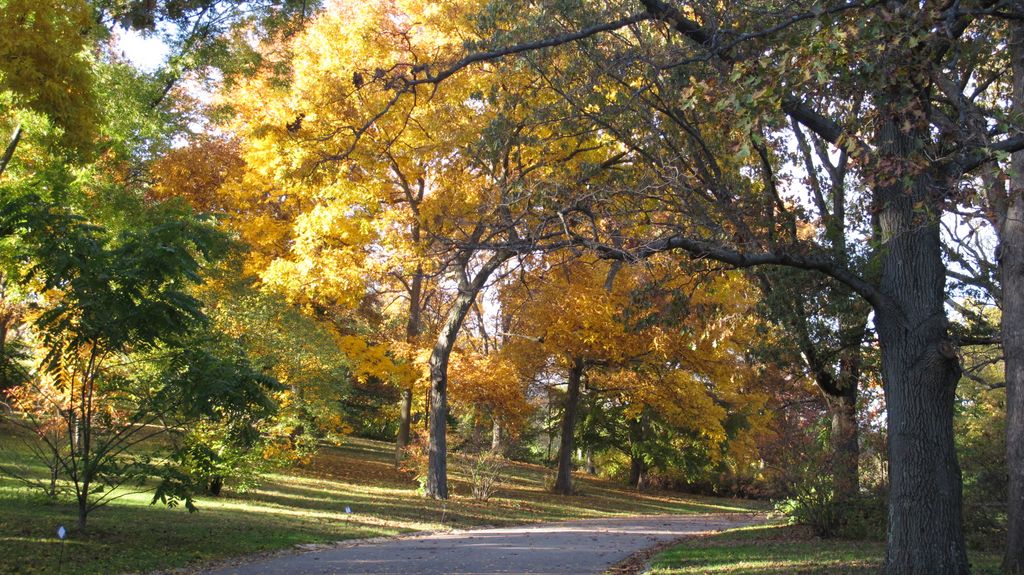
0,319,7,391
828,382,859,501
789,100,867,504
396,265,423,467
628,455,647,488
423,387,430,431
546,388,555,462
1003,19,1024,575
627,414,647,488
822,342,863,503
424,253,507,499
396,388,412,466
758,274,866,503
491,418,502,453
553,359,584,495
208,475,224,496
0,274,10,391
585,448,595,475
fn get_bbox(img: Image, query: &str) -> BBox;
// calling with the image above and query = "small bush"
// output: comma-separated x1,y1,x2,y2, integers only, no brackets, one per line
776,479,888,540
466,452,505,501
775,481,844,538
399,430,430,495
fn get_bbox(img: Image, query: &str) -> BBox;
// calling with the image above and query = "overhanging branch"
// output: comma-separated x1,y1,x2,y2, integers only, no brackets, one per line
593,234,890,313
410,13,654,87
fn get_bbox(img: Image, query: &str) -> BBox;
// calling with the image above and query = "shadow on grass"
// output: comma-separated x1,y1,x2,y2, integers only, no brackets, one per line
0,430,763,575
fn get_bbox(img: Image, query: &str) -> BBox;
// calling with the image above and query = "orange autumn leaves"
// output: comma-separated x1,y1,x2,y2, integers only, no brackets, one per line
147,0,773,462
501,256,770,462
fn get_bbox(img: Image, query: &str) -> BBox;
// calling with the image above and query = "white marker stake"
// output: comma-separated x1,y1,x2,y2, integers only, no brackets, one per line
56,524,66,574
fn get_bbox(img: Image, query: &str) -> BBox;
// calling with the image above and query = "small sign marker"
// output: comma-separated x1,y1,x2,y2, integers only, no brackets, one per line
56,524,67,574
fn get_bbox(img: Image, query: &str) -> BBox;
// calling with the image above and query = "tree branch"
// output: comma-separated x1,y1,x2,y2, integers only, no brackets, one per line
956,134,1024,174
0,124,23,178
593,234,889,313
411,13,654,87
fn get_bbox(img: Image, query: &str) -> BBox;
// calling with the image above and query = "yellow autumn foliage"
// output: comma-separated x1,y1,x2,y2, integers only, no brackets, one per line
0,0,98,152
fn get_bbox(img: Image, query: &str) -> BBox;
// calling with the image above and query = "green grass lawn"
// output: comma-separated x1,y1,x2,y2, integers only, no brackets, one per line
646,524,1004,575
0,424,761,575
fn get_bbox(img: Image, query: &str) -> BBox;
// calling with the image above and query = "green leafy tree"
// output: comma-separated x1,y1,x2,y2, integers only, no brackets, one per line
0,196,274,529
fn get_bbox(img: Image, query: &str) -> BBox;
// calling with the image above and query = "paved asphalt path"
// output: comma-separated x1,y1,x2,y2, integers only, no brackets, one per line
202,513,761,575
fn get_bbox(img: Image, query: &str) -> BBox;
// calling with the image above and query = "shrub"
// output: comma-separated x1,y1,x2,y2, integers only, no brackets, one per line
775,480,843,538
776,477,888,540
466,452,505,501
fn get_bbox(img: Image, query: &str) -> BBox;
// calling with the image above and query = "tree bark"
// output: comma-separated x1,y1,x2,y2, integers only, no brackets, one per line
0,124,22,178
396,388,412,466
553,359,584,495
423,387,430,431
827,382,859,501
627,414,647,488
424,253,508,499
1004,195,1024,575
1002,18,1024,575
396,264,423,466
874,88,968,574
490,417,502,453
0,319,7,391
77,495,89,531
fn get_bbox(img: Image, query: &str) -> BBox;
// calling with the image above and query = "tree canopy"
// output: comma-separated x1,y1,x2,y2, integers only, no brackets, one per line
2,1,1022,574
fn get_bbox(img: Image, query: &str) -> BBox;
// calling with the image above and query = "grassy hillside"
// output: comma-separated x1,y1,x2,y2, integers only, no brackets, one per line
0,426,761,575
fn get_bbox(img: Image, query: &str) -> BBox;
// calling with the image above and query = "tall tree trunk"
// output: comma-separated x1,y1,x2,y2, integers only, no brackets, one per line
1002,19,1024,575
828,383,859,501
546,387,555,462
396,388,412,466
627,414,647,488
829,347,862,501
424,253,507,499
1004,193,1024,575
424,297,467,499
553,359,584,495
875,90,968,574
396,266,423,466
877,309,965,574
1002,250,1024,557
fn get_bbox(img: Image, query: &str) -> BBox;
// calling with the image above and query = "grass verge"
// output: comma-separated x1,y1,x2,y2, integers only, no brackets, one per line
645,523,1003,575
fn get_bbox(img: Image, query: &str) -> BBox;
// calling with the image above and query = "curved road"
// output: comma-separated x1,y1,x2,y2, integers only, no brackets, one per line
201,513,760,575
